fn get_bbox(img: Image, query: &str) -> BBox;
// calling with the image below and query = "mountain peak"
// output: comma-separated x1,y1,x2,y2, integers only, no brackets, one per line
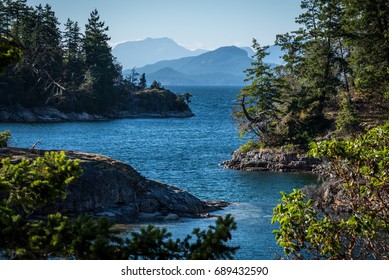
112,37,206,69
211,46,249,56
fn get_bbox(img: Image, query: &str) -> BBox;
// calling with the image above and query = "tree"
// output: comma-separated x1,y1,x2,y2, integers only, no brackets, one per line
234,39,283,146
82,9,121,112
235,0,389,150
272,123,389,259
342,0,389,100
0,37,22,73
150,80,163,90
0,130,12,147
126,67,139,86
138,73,147,89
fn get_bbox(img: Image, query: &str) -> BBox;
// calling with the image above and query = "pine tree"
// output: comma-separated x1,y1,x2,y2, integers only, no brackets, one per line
82,9,120,112
139,73,147,89
342,0,389,100
235,40,284,146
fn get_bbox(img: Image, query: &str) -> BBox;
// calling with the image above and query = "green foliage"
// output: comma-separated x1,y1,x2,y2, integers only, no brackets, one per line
126,214,238,260
234,40,284,146
0,37,22,74
272,123,389,259
0,130,12,147
0,151,82,215
238,139,263,153
335,93,360,133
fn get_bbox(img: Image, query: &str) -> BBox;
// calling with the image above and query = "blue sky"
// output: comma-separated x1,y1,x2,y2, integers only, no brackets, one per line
26,0,302,50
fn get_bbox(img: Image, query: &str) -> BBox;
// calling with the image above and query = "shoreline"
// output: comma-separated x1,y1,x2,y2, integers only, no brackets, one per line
221,147,322,173
0,104,194,123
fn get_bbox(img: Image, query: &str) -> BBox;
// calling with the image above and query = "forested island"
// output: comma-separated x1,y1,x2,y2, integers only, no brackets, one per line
0,2,192,121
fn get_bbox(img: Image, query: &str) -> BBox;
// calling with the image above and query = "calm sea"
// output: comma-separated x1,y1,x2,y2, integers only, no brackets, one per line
0,86,317,259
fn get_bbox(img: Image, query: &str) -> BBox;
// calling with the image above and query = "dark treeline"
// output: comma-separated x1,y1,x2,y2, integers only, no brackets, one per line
236,0,389,147
0,0,147,114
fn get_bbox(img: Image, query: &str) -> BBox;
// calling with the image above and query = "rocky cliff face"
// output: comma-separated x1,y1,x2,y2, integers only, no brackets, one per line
0,148,225,223
221,148,322,172
0,89,194,122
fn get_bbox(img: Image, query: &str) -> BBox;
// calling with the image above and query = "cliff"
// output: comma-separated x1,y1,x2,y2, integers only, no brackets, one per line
0,148,226,223
221,148,322,172
0,88,194,122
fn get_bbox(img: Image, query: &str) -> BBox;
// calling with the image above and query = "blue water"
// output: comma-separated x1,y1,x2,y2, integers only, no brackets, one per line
0,86,317,259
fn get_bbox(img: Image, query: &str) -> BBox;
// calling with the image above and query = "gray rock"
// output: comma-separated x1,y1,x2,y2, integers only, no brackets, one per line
0,147,226,223
221,148,321,172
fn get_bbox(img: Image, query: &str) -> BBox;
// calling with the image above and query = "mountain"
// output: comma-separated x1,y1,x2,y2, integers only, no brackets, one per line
112,37,206,69
126,46,281,86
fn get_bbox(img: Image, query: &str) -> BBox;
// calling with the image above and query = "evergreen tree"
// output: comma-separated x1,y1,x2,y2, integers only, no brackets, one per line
139,73,147,89
342,0,389,100
235,40,284,146
59,19,84,111
82,9,120,112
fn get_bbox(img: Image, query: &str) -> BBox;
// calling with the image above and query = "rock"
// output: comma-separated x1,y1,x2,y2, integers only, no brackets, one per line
0,147,226,223
163,214,179,221
221,148,322,172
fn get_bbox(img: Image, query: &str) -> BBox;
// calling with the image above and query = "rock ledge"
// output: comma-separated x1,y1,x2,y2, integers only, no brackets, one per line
221,148,322,172
0,148,227,223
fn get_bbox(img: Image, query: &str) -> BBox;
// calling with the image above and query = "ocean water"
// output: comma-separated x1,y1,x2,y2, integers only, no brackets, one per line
0,86,317,259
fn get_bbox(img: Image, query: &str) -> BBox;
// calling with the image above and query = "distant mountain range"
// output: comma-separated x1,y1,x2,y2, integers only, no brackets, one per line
115,37,284,86
112,37,206,69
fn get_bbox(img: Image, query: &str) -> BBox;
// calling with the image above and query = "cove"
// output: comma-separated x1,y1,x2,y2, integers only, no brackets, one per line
0,86,318,259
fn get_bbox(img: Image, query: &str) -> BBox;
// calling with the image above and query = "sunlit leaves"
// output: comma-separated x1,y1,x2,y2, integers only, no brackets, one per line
273,123,389,259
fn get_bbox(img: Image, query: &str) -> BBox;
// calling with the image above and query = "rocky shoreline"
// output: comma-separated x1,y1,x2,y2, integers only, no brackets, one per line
0,88,194,122
221,148,322,172
0,147,227,223
0,104,194,123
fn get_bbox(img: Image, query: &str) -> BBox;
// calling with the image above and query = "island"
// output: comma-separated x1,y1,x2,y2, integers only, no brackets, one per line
0,88,194,122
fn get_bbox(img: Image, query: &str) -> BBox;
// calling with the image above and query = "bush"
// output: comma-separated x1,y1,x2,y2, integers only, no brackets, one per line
272,123,389,259
0,130,11,147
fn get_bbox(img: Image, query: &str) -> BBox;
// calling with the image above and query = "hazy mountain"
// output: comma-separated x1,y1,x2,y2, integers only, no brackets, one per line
120,41,284,86
126,46,255,86
112,37,206,69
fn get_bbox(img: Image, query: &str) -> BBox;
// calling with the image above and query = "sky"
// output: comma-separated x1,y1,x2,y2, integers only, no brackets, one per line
26,0,302,50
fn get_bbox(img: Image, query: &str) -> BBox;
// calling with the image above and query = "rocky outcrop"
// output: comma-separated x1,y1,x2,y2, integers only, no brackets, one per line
221,148,322,172
0,89,194,122
0,148,227,223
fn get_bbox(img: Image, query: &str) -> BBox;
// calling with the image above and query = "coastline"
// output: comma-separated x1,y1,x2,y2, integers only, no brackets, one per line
0,104,194,123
